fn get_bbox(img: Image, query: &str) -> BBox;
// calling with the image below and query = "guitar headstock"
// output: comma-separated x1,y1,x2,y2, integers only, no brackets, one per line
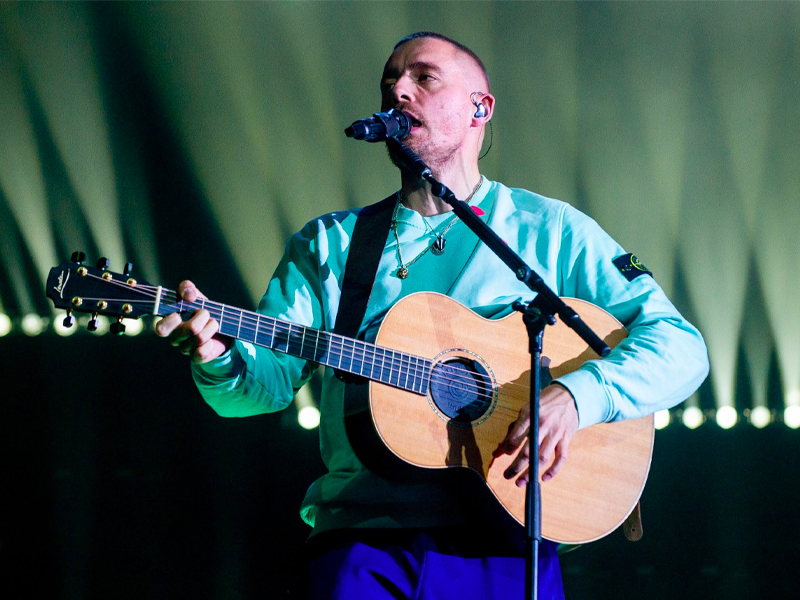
46,252,157,334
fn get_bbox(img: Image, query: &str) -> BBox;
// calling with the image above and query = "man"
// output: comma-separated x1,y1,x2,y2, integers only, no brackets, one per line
156,32,709,599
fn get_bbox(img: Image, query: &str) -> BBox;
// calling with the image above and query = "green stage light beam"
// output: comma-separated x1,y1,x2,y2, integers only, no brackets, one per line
756,22,800,413
493,1,579,204
709,6,781,413
0,12,59,307
675,14,753,413
579,5,694,295
13,3,126,269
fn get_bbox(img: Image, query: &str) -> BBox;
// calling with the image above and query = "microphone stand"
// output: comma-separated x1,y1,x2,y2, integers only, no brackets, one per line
384,136,610,600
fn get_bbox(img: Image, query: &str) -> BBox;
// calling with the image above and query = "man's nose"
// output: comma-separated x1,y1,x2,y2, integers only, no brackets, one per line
389,75,414,105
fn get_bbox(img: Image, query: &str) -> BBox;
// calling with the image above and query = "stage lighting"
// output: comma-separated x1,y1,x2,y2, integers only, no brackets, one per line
122,318,144,336
784,406,800,429
682,406,704,430
0,314,11,337
749,406,771,429
21,314,45,336
53,314,77,337
83,315,110,335
715,405,737,429
298,406,321,430
654,410,670,430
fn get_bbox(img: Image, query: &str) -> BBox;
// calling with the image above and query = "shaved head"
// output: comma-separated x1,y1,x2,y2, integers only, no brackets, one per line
393,32,490,92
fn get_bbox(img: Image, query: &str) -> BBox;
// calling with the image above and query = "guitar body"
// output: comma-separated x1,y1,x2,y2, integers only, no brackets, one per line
363,292,653,544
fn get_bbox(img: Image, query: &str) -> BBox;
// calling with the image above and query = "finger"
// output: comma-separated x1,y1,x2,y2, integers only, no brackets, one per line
501,405,530,453
515,466,529,488
543,441,569,482
178,314,219,356
537,431,559,471
177,280,197,303
503,439,530,479
191,335,226,364
169,310,211,347
155,313,182,338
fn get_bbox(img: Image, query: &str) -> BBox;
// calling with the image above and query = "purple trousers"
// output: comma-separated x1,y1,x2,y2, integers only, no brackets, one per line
292,528,564,600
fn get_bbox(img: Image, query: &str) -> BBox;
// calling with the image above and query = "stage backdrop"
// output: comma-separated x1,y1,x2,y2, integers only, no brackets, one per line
1,2,798,599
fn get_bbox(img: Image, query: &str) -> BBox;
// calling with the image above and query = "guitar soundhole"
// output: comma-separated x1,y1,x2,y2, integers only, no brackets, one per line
429,358,494,425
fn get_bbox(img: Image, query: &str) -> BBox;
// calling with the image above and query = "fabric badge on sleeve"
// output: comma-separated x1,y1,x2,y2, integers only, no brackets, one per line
613,253,653,282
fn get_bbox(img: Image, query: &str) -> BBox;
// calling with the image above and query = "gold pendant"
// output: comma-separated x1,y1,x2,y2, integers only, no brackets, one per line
397,266,409,279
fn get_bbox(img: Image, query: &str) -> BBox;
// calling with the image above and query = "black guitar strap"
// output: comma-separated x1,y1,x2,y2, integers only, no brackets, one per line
332,194,396,355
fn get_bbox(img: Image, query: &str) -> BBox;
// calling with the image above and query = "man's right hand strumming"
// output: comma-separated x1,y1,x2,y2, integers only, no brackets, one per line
155,280,232,363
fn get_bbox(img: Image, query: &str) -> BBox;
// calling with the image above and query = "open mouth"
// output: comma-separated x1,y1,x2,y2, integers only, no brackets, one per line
402,111,422,128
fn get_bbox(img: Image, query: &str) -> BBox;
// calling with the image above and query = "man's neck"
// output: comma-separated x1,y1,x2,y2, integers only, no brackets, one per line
399,162,482,216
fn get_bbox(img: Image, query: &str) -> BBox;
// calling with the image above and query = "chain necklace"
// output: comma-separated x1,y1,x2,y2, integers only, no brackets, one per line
392,178,483,279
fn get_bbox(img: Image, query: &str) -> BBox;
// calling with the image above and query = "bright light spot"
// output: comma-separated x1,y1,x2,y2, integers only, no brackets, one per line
715,405,738,429
784,406,800,429
53,314,77,337
122,318,144,336
0,314,11,337
682,406,704,430
297,406,320,430
21,314,45,336
749,406,771,429
654,410,670,430
87,315,110,335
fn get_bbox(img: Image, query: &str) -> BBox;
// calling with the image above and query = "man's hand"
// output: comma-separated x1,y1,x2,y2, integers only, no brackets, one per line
155,280,232,363
499,383,579,487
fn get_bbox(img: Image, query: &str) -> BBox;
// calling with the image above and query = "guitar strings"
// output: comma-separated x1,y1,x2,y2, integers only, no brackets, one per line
80,277,528,418
81,275,538,414
83,274,548,414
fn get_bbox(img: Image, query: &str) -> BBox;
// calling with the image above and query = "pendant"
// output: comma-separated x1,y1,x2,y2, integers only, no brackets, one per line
397,266,409,279
431,236,446,256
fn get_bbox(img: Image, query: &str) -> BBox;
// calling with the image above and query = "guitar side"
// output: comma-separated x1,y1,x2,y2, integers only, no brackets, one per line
370,292,654,544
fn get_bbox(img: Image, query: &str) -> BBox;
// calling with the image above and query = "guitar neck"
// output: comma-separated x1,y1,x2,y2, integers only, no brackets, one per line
156,292,430,395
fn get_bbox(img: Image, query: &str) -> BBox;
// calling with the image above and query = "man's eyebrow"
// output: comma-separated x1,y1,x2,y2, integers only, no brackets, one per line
381,61,442,82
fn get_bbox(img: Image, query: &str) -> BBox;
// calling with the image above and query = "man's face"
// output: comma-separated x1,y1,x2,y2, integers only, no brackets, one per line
380,38,482,169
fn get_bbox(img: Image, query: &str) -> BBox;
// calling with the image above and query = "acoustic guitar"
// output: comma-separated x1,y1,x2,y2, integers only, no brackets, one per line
46,255,653,544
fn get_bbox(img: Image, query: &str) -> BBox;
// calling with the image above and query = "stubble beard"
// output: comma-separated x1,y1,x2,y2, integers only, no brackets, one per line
386,133,461,181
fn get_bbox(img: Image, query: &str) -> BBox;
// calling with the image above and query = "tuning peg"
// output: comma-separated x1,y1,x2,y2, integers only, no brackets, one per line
110,317,126,336
96,257,110,270
123,262,133,277
70,251,87,264
87,313,99,332
62,310,75,328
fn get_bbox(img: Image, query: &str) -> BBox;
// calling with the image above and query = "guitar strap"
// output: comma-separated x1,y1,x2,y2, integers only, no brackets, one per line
332,194,396,357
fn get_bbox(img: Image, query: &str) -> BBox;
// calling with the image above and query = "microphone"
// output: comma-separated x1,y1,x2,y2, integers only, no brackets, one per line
344,109,411,142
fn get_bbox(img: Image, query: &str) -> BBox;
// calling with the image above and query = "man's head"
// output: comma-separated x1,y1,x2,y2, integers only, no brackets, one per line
381,32,494,173
391,32,491,92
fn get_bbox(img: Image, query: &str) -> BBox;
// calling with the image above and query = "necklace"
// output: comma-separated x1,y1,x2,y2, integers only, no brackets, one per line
392,178,484,279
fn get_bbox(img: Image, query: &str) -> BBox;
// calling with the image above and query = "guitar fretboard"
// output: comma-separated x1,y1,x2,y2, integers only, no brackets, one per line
157,294,431,395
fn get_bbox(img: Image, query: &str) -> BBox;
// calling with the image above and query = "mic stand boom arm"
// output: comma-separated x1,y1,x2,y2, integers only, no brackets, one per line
385,136,610,600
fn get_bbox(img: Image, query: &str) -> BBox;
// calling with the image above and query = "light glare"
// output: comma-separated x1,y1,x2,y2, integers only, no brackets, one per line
21,314,45,336
298,406,320,430
715,405,738,429
122,318,144,336
53,315,77,337
682,406,704,429
0,314,11,337
784,406,800,429
654,410,670,430
87,315,110,336
749,406,771,429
